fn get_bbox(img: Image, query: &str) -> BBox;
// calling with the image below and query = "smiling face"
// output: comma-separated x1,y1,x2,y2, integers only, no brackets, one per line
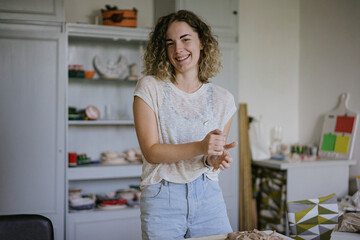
165,21,203,76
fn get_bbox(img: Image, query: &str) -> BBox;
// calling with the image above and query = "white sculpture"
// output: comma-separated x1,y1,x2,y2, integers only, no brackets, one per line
93,55,128,79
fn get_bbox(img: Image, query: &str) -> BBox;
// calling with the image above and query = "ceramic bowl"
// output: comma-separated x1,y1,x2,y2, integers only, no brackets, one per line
84,70,95,79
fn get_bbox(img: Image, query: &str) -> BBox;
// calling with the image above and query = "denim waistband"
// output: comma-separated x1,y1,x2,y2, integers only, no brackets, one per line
160,173,207,186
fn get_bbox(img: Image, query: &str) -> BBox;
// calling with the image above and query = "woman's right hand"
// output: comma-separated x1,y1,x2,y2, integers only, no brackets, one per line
200,129,226,156
207,141,238,171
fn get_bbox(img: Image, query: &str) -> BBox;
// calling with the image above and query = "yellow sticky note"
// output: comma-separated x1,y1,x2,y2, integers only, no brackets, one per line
334,135,350,154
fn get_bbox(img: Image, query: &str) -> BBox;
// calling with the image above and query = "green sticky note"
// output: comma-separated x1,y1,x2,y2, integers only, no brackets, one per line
334,135,350,154
321,134,336,151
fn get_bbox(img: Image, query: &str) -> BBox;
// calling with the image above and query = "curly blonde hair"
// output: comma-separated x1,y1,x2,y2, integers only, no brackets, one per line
142,10,221,83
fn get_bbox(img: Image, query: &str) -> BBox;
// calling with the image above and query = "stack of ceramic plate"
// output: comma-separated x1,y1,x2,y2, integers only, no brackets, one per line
96,193,127,210
69,197,95,211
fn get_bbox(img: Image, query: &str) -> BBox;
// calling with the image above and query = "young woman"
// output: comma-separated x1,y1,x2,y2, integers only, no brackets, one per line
133,10,237,240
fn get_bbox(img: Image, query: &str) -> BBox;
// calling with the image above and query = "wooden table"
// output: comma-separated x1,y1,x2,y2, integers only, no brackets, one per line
188,230,292,239
188,230,360,240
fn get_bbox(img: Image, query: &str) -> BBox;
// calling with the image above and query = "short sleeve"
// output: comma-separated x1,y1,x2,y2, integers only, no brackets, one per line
224,92,237,125
133,76,158,112
212,84,237,128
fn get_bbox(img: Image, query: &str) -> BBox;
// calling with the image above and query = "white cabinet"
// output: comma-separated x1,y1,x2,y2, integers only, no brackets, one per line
0,22,66,240
66,23,149,240
0,0,64,22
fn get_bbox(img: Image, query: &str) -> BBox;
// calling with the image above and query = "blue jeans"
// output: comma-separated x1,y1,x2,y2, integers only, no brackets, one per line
140,174,232,240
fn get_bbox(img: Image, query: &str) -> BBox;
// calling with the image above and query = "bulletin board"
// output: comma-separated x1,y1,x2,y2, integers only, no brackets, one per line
319,93,359,160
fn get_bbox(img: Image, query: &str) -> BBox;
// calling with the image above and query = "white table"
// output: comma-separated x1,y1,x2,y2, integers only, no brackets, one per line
252,158,356,201
331,231,360,240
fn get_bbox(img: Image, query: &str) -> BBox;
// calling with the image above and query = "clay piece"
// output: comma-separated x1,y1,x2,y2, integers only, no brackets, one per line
226,229,287,240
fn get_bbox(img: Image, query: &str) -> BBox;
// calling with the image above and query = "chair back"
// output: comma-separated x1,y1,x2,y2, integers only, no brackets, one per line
0,214,54,240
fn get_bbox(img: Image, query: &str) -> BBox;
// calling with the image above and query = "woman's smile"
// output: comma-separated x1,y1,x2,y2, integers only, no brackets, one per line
176,54,190,62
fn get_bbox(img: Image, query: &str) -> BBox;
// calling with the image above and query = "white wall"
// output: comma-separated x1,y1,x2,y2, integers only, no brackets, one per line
65,0,154,28
238,0,300,145
299,0,360,193
238,0,360,194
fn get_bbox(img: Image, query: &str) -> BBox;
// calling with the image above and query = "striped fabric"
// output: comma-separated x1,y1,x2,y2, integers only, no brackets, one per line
253,167,287,234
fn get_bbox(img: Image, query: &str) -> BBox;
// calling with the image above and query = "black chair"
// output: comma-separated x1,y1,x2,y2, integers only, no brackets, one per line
0,214,54,240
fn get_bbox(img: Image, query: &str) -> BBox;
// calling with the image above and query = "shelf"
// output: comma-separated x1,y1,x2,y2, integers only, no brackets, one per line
68,120,134,126
69,77,138,84
67,23,151,41
68,164,142,180
68,206,140,215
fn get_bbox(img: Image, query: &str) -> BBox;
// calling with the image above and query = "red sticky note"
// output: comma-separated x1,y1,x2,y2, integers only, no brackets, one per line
335,116,355,134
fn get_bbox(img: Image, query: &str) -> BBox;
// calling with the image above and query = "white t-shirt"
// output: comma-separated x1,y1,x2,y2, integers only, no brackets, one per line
134,76,236,188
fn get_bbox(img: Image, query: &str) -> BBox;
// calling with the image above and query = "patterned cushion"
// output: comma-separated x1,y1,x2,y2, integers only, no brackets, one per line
286,193,338,240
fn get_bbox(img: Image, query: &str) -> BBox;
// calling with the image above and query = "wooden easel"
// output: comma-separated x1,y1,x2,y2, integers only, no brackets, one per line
238,103,257,230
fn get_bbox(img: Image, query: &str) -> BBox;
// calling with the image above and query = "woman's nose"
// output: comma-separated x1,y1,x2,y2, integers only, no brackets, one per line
175,42,184,53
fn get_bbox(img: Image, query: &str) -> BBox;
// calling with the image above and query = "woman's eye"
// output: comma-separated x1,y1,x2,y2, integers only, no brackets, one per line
166,42,173,47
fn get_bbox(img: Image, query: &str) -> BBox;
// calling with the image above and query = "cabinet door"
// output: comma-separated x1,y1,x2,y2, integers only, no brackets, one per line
0,0,64,22
213,41,239,231
180,0,238,37
154,0,238,40
0,23,66,240
68,209,141,240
